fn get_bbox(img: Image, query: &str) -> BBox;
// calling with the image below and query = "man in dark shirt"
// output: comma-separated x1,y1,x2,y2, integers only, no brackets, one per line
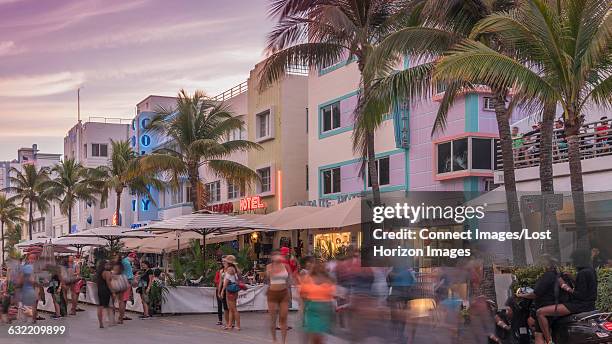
517,257,559,344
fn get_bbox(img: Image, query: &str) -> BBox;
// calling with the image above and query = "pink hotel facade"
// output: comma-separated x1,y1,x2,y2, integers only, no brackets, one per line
306,58,524,204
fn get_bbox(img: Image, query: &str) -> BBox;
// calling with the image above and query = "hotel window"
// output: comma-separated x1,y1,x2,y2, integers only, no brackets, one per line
321,101,341,132
367,156,390,187
228,126,245,141
92,143,108,157
322,167,341,195
436,137,496,175
185,185,192,203
257,167,271,193
483,97,496,111
227,181,243,199
206,181,221,203
100,219,108,226
256,110,271,140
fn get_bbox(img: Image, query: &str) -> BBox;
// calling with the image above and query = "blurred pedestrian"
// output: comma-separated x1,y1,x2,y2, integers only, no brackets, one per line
19,254,39,324
300,262,336,344
119,252,137,321
136,260,154,319
266,251,292,344
221,255,241,330
214,258,228,326
96,260,114,328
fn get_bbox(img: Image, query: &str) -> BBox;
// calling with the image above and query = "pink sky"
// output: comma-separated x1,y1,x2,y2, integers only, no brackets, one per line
0,0,272,159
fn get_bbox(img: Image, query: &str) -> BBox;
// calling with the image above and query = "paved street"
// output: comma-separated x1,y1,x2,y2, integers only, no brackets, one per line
1,305,457,344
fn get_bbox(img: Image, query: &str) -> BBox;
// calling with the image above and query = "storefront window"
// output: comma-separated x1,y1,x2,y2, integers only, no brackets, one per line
314,232,351,258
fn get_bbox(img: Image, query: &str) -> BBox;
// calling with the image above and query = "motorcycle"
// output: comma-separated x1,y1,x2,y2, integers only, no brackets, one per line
514,287,612,344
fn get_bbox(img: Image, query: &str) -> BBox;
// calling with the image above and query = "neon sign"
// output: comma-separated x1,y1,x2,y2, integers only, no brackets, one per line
239,196,267,212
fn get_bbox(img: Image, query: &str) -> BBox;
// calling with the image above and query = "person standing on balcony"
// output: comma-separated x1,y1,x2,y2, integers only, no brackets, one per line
512,127,525,165
595,116,610,153
554,120,568,159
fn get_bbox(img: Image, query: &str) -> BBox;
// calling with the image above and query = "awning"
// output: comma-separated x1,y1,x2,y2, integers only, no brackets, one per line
281,198,362,230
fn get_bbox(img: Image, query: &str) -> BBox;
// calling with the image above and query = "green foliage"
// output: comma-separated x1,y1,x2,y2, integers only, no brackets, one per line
148,279,169,314
511,265,575,291
168,240,218,286
596,268,612,312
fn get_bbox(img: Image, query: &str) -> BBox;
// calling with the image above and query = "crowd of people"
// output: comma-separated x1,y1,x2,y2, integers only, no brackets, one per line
511,116,612,166
0,250,164,329
1,244,608,343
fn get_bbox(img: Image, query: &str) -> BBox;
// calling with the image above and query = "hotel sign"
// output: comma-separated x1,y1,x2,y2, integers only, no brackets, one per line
204,202,234,214
239,196,267,212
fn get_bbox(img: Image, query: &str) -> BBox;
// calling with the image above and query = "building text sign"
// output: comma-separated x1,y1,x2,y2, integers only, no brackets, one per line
239,196,267,212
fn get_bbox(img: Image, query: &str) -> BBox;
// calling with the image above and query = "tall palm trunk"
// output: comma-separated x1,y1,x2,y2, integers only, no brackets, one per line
188,163,200,211
358,57,381,206
1,221,5,264
492,89,526,266
539,103,561,260
114,189,122,226
67,206,72,234
28,200,33,240
565,120,589,250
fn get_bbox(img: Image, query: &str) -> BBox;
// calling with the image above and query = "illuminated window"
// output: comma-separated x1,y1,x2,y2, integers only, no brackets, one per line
314,232,351,258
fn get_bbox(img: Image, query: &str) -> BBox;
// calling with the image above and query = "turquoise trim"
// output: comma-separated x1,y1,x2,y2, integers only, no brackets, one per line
404,149,410,191
463,177,479,193
318,57,357,76
463,176,480,236
318,90,360,139
465,93,479,132
318,149,406,199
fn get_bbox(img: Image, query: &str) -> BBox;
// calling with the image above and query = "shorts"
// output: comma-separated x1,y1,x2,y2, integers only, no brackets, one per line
226,291,238,302
139,290,149,304
98,290,111,308
267,288,289,304
121,287,132,302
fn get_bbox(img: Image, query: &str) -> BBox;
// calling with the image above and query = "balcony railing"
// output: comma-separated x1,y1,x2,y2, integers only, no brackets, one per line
212,81,248,102
496,119,612,170
88,116,132,124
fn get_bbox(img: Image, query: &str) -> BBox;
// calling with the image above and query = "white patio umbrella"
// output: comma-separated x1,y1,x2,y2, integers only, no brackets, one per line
135,212,275,261
16,237,53,248
61,226,156,248
281,197,363,230
240,205,323,230
53,236,107,255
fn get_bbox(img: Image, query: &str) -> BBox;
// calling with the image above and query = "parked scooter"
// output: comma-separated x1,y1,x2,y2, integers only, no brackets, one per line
515,286,612,344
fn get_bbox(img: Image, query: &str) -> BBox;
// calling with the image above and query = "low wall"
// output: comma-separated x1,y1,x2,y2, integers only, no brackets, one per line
38,282,299,314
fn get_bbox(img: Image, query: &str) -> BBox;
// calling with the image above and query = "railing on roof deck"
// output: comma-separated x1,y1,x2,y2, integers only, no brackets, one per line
88,116,133,124
212,81,248,102
495,119,612,170
286,64,309,76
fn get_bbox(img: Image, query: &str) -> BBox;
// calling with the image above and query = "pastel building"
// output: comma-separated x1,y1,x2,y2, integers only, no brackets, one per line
0,144,61,241
64,118,132,233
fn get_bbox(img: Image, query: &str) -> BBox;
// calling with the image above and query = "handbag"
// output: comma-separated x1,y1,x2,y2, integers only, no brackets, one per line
109,275,129,293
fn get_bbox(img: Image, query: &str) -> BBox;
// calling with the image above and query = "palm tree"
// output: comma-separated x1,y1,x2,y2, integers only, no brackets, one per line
47,159,100,234
2,164,52,240
259,0,411,205
141,89,261,211
95,140,164,226
365,0,527,265
433,0,611,249
0,194,25,263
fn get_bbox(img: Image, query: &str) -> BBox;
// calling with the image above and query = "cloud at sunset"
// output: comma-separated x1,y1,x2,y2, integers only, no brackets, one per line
0,0,272,159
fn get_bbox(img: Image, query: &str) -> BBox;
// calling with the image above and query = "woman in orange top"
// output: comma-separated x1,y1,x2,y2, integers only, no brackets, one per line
299,262,336,344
